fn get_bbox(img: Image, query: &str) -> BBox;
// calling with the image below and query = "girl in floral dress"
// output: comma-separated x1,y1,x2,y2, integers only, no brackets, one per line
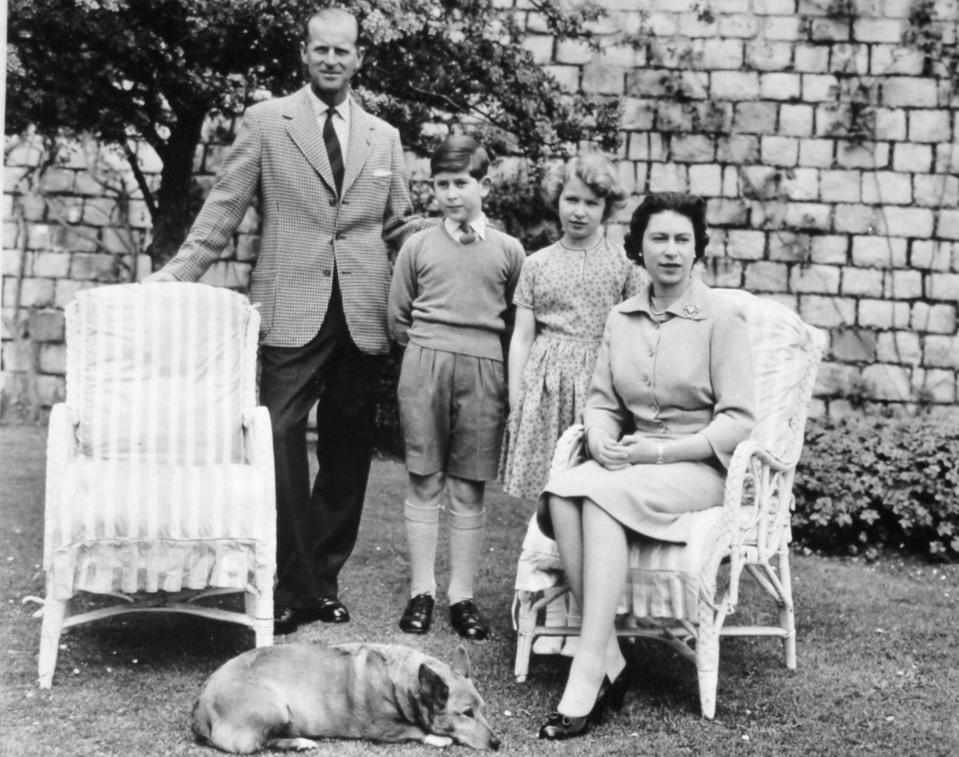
501,153,645,499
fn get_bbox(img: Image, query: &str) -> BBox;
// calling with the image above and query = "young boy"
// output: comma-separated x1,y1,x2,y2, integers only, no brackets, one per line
388,135,524,640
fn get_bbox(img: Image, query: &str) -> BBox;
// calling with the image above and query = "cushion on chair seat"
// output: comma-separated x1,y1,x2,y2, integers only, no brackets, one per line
46,459,273,600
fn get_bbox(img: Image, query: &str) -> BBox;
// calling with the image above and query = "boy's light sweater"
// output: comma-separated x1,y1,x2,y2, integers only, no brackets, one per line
388,222,525,361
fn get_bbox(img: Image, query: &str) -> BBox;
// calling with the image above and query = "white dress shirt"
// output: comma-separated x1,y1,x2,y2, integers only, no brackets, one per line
444,214,488,242
306,88,351,155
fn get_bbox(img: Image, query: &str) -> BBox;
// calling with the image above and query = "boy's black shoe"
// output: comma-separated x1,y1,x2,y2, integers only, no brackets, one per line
313,596,350,624
449,599,489,640
399,593,435,634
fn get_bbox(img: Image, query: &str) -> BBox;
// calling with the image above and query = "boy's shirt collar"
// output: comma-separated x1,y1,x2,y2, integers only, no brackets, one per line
444,215,488,242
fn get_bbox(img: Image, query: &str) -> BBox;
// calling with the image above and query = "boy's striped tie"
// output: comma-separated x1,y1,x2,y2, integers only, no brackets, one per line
459,222,477,244
323,110,344,196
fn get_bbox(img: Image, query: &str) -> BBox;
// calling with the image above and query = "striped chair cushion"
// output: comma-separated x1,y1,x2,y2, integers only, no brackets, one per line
67,284,258,466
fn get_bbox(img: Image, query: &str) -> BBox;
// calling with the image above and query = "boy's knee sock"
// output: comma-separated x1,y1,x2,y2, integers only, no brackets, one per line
447,509,487,606
404,500,440,598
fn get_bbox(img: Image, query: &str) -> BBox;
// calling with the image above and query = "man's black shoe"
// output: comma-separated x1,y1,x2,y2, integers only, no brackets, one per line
399,593,435,634
313,596,350,624
449,599,489,640
273,604,303,635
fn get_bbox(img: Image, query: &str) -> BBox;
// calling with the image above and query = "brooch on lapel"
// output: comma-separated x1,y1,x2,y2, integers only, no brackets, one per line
682,304,700,317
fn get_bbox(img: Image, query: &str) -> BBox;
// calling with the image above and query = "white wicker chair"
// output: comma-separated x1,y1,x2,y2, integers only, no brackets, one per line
512,289,826,719
37,282,276,688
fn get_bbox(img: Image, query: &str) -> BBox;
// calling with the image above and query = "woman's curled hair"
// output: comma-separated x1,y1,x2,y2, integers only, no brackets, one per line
623,192,710,266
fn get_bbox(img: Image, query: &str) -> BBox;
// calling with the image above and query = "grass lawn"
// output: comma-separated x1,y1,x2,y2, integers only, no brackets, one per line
2,423,958,756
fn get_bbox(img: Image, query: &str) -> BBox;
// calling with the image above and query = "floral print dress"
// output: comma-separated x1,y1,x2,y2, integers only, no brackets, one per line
499,238,646,498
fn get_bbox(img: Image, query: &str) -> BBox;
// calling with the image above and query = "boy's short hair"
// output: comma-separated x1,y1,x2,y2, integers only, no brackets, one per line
430,136,490,179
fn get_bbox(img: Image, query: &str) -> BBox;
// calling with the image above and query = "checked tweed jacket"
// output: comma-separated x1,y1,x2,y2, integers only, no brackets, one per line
164,85,423,352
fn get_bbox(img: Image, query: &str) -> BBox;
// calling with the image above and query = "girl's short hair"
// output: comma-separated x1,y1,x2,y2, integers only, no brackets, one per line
552,153,626,221
623,192,710,266
430,135,490,180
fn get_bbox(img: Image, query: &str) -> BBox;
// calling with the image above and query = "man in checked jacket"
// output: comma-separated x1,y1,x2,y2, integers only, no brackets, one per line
146,6,426,634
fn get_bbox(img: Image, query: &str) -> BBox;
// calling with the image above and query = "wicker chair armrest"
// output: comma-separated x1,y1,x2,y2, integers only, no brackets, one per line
242,406,275,478
548,424,586,479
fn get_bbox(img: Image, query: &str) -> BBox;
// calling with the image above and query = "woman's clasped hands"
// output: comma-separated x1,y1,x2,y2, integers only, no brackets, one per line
586,429,661,469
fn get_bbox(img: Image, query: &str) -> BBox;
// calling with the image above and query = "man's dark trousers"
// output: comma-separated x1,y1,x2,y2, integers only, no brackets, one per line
259,279,379,608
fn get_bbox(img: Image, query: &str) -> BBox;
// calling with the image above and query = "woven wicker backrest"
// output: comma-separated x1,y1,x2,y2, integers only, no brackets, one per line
65,283,259,466
714,289,827,465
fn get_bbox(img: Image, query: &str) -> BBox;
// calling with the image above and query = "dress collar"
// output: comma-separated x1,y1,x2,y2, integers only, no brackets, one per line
619,278,709,321
306,89,351,121
444,215,488,241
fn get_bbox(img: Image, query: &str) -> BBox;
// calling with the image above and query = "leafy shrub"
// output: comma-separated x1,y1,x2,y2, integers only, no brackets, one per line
793,415,959,561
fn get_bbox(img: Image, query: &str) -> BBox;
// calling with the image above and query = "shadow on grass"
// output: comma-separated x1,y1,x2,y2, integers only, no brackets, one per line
2,424,958,756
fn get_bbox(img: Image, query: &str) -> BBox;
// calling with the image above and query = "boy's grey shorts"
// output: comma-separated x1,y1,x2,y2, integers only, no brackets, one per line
397,343,506,481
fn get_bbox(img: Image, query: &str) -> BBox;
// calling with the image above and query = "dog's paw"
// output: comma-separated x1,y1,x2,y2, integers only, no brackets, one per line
423,734,454,748
266,737,319,751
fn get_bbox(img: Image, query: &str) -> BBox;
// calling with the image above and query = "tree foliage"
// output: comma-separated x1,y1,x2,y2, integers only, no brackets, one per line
7,0,621,264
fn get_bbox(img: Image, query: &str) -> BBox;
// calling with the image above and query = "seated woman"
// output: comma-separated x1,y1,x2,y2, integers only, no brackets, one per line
536,192,756,740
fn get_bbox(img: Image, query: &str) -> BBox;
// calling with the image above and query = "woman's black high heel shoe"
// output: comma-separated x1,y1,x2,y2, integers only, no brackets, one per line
538,711,590,740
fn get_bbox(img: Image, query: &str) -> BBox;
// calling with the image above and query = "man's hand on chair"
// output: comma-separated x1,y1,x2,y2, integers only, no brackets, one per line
142,270,177,283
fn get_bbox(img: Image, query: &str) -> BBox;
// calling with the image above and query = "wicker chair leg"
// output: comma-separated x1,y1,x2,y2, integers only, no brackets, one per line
514,592,536,682
245,589,274,648
38,597,67,689
778,549,797,669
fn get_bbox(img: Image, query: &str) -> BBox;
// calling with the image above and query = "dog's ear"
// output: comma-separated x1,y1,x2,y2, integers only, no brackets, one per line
451,644,471,679
418,663,450,709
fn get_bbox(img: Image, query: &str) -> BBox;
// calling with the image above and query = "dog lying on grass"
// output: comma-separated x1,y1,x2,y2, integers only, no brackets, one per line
192,642,501,752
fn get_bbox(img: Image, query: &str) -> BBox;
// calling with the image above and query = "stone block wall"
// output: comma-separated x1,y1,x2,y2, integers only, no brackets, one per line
3,0,959,421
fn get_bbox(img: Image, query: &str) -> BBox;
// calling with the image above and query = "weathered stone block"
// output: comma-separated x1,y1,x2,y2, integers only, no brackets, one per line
799,294,856,328
882,77,940,107
840,267,884,296
861,171,912,205
38,343,66,374
798,139,834,167
725,230,765,260
877,207,934,238
926,272,959,300
935,143,959,174
707,198,750,226
702,257,742,287
649,162,688,192
778,103,814,137
876,330,921,363
937,210,959,240
786,202,832,230
717,134,760,163
54,279,96,307
768,231,812,261
70,253,121,282
670,134,715,163
853,18,902,43
36,374,66,406
836,142,889,169
30,251,71,278
582,61,626,95
762,15,802,40
912,302,957,334
923,335,959,368
872,108,907,140
810,235,848,264
858,298,910,328
814,361,861,397
745,260,789,292
761,136,799,167
870,44,925,75
732,101,778,133
911,240,954,271
801,74,839,102
6,276,56,307
794,44,830,73
908,110,952,142
835,205,882,234
913,175,959,208
850,235,908,267
746,40,793,71
861,363,912,401
810,18,850,42
913,368,957,404
828,43,869,75
521,34,554,65
555,39,592,65
59,226,100,254
81,198,118,227
698,39,744,69
717,14,759,38
892,143,933,172
791,263,841,293
1,341,32,372
884,269,923,299
620,98,655,130
820,170,861,203
543,65,579,92
689,164,722,196
833,327,878,361
711,71,760,100
38,168,75,194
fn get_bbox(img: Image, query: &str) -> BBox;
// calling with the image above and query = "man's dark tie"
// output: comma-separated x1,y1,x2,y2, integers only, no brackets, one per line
459,222,477,244
323,109,344,196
